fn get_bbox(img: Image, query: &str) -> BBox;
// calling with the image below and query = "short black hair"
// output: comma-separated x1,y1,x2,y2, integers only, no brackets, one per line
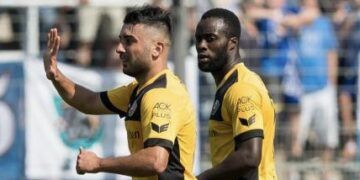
200,8,241,40
124,5,172,39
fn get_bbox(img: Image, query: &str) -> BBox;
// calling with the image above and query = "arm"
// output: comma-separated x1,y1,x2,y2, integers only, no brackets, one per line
76,146,169,176
197,138,262,180
327,50,338,86
281,8,319,30
44,28,112,114
245,7,276,21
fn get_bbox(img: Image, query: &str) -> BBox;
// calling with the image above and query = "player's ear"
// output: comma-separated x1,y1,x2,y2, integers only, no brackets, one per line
152,41,164,60
228,37,238,51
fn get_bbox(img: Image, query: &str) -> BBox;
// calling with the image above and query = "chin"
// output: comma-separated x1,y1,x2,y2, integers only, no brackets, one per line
199,64,217,72
199,67,212,72
198,63,211,72
122,68,134,76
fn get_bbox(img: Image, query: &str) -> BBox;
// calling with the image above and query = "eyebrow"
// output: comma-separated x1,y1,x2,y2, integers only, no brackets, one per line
118,35,133,39
196,32,216,37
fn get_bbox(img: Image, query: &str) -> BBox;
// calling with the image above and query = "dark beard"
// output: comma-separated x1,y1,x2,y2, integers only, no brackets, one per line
198,51,228,72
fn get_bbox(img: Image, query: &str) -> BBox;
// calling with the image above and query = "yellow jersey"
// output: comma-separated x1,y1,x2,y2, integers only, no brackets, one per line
208,63,277,180
100,69,196,180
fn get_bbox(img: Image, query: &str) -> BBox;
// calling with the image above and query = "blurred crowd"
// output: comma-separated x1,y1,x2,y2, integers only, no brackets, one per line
0,0,359,179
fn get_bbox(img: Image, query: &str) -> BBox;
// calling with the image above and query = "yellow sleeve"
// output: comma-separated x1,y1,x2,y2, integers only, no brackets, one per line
100,81,137,117
141,89,180,150
225,83,264,146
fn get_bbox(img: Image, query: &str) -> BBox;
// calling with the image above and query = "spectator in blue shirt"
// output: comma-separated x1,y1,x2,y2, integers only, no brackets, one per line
292,0,339,179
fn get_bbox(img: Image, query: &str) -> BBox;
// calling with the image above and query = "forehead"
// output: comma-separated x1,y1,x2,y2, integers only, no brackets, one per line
120,24,146,37
196,18,226,35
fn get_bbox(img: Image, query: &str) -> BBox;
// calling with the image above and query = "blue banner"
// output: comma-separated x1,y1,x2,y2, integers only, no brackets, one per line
0,62,25,179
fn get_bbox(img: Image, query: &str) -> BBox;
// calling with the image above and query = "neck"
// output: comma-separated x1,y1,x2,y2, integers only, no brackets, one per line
136,59,167,86
212,55,241,86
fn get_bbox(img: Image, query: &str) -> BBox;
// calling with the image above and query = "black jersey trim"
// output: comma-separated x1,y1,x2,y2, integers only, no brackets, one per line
125,74,167,121
144,138,185,180
210,70,238,121
100,91,127,117
234,129,264,150
144,138,174,150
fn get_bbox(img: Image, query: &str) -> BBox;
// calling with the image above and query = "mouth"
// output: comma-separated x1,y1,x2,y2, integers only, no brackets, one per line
120,56,129,67
198,54,210,63
120,55,128,62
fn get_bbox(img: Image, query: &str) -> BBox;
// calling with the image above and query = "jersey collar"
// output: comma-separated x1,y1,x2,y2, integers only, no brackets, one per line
217,63,243,88
137,69,169,93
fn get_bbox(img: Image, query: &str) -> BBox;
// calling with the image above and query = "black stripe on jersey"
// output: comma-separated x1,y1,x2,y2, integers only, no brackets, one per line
144,138,185,179
161,138,185,180
234,129,264,150
100,91,127,117
210,71,238,121
125,74,167,121
125,86,139,120
144,138,173,150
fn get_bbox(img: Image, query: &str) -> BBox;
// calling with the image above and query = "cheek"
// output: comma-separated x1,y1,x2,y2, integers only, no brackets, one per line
132,46,150,65
128,47,143,59
209,40,228,53
142,45,153,61
209,45,226,58
206,45,219,57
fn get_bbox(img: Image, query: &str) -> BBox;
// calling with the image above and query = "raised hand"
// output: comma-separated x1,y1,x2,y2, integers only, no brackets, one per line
43,28,61,81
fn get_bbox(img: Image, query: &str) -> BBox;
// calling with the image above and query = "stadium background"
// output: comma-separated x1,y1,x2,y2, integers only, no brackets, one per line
0,0,359,179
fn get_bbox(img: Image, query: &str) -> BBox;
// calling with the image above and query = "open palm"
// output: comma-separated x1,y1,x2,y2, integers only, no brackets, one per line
43,28,61,80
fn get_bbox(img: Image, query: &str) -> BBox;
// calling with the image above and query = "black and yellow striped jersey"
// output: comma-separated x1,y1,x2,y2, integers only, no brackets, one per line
208,63,277,180
100,69,196,180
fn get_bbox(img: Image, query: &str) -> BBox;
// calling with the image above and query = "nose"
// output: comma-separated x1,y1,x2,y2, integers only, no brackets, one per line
116,42,125,54
196,39,207,52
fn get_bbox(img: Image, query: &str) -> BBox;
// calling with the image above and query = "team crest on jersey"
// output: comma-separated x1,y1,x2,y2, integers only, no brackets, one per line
211,100,220,115
239,114,256,126
128,102,137,117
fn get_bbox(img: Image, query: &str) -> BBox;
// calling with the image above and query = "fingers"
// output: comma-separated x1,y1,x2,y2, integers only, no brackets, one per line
46,28,60,53
49,28,55,50
47,32,51,49
50,28,58,53
76,146,85,175
52,35,61,56
76,166,85,175
76,168,85,175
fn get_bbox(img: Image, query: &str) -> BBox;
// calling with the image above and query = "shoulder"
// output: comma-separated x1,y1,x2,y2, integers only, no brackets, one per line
226,82,261,99
141,71,189,105
141,88,181,113
143,87,179,103
106,80,137,95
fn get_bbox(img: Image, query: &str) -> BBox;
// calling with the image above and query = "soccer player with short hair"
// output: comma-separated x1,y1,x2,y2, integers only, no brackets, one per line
43,5,196,180
195,8,277,180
